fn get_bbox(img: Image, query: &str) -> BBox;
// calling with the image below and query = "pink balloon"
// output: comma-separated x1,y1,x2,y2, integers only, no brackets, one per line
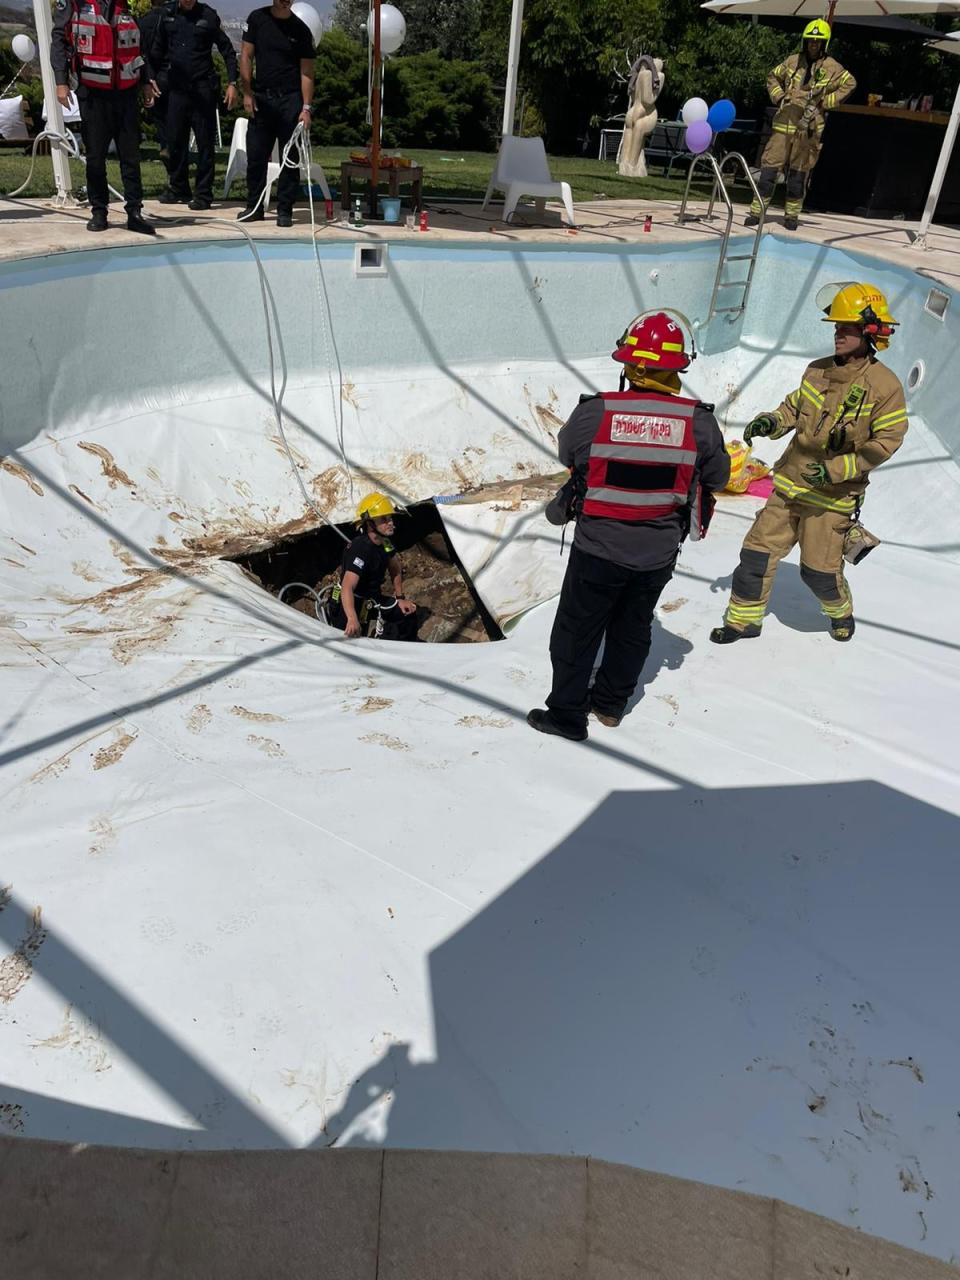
685,121,713,154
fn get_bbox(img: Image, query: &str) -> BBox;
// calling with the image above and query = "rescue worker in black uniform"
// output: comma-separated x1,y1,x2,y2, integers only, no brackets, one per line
138,0,172,179
150,0,238,209
328,494,419,641
237,0,315,227
51,0,159,234
528,311,731,742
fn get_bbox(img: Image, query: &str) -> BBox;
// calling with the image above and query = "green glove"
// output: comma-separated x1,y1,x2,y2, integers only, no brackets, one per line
803,461,829,489
744,413,777,445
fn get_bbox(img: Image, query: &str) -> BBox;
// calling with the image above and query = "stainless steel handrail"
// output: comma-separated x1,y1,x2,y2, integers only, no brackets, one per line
677,151,765,321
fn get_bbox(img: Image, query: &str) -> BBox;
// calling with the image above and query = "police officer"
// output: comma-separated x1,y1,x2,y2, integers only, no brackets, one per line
237,0,315,226
150,0,238,209
138,0,172,179
51,0,159,234
329,494,419,640
527,312,731,742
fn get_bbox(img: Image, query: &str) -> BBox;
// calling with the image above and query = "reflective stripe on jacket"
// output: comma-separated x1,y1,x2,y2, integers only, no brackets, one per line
582,391,699,522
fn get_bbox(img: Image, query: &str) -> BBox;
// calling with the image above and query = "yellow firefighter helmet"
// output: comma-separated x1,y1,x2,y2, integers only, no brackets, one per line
816,281,897,349
802,18,831,42
356,492,397,525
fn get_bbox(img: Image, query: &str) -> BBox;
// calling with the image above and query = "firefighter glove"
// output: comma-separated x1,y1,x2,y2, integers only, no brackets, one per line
744,413,777,445
803,461,830,489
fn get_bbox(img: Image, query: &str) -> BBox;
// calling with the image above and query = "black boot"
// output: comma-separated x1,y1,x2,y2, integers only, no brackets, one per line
526,708,587,742
784,216,799,231
86,209,108,232
276,210,293,228
709,624,761,644
237,206,264,222
126,209,156,236
188,197,211,211
589,700,622,728
743,212,760,228
158,188,189,204
830,616,856,642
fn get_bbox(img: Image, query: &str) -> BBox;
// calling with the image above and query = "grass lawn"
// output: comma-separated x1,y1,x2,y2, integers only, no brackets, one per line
0,143,751,205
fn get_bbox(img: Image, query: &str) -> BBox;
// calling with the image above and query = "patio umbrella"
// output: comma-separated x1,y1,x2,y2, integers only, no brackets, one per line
917,31,960,245
702,0,960,17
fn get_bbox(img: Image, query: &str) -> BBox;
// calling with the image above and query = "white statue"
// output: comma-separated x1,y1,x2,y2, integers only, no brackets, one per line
618,55,664,179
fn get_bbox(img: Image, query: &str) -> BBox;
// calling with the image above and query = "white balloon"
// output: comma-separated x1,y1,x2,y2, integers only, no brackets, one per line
290,2,322,45
681,97,709,126
12,33,37,62
367,4,406,55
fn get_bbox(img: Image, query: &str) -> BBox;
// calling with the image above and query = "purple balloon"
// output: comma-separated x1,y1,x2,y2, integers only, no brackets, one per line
686,120,713,154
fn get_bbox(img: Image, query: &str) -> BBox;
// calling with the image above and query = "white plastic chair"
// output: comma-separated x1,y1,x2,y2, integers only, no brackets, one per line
264,150,330,211
223,116,331,209
222,116,250,197
481,135,575,226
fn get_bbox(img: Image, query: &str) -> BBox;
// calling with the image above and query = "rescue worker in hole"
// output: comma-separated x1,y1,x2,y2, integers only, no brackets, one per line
527,311,731,742
329,493,419,641
51,0,160,234
711,282,907,646
745,20,855,232
148,0,239,210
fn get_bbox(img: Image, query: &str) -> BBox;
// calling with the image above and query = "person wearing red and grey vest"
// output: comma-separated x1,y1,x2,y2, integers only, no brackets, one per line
527,311,730,742
51,0,159,233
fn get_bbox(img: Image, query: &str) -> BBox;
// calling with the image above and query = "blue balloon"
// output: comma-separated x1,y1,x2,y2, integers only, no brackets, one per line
707,99,737,132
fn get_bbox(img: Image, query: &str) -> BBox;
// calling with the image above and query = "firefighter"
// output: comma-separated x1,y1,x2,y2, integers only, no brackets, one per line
328,494,419,641
745,20,855,231
527,312,731,742
711,282,907,647
149,0,239,210
51,0,160,234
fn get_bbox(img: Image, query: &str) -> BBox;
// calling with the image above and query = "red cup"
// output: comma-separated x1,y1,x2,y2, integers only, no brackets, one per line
324,199,334,221
419,209,429,232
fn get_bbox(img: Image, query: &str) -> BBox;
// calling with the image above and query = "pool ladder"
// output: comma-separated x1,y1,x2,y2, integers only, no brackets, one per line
678,152,765,322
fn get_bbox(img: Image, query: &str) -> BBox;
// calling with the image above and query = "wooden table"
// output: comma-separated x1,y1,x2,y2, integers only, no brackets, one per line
339,162,424,213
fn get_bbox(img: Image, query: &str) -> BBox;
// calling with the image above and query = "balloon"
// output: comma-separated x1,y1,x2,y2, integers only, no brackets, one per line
685,120,713,154
707,98,737,132
290,2,322,44
367,4,406,54
12,33,37,62
681,97,709,126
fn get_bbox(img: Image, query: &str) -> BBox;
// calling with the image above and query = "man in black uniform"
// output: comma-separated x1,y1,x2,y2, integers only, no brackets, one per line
149,0,238,209
52,0,159,234
527,311,731,742
237,0,314,227
139,0,172,179
328,493,419,640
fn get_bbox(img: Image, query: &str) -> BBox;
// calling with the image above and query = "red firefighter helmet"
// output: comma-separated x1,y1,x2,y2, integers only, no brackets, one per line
613,310,695,371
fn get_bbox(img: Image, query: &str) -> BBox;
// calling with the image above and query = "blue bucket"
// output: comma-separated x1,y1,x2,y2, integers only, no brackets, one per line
379,196,401,223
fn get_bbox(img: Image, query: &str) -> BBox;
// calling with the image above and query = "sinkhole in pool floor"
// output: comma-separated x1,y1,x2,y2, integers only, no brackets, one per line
232,500,504,643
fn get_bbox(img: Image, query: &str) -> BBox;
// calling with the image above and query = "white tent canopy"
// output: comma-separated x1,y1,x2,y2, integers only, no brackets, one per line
703,0,960,13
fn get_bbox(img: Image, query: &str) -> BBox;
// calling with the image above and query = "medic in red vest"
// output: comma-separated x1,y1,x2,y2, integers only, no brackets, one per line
529,309,730,742
584,311,710,534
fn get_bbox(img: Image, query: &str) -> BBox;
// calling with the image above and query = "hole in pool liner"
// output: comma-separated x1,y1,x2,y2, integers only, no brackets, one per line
230,501,503,644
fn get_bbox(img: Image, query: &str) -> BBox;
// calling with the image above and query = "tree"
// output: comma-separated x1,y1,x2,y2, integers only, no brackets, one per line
332,0,482,61
310,29,497,149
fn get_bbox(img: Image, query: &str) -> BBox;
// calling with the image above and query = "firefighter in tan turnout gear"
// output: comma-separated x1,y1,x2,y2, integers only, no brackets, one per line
711,283,907,645
745,20,854,231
